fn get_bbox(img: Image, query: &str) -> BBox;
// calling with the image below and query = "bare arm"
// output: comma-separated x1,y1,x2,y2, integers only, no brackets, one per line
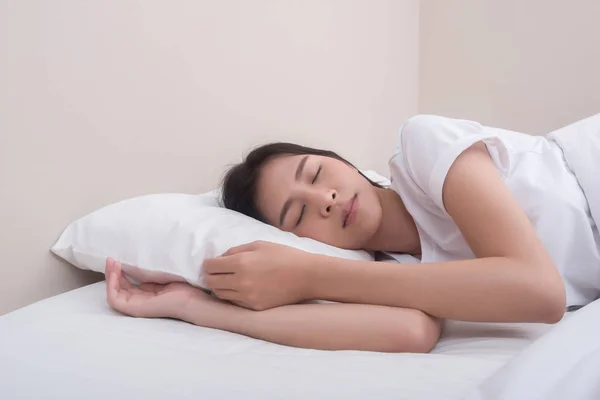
305,143,566,323
180,298,441,353
306,256,562,323
105,257,440,353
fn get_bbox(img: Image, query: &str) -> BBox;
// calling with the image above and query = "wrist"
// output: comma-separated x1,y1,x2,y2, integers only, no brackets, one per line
173,290,212,321
172,295,196,321
297,252,323,301
177,290,249,331
297,254,374,304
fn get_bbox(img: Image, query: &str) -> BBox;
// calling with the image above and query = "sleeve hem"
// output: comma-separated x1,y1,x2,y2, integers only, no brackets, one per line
429,134,511,213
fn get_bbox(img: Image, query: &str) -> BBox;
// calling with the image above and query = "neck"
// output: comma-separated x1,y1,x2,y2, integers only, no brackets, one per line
365,188,421,255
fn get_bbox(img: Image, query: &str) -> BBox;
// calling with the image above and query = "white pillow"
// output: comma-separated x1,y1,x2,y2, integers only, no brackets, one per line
52,190,375,289
361,169,391,188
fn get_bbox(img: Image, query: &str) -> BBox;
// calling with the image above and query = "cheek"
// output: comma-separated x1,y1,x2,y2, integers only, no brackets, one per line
297,219,366,249
296,219,342,246
358,194,383,232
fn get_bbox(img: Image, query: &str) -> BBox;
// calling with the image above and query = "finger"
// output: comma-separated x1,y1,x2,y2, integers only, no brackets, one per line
212,289,241,302
106,259,134,306
204,256,240,275
111,258,122,277
232,300,254,310
106,269,121,308
106,258,121,280
105,258,115,277
111,260,135,291
106,264,141,315
204,273,239,290
221,241,261,257
215,293,253,310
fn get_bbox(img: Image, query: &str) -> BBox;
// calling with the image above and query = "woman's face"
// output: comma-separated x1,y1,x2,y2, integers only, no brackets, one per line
255,154,383,249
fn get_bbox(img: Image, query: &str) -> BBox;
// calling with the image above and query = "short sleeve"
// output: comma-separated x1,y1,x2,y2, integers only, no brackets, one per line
389,115,511,212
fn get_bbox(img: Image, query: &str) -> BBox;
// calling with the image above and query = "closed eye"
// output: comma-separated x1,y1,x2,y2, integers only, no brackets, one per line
312,166,322,184
295,166,320,228
296,205,306,227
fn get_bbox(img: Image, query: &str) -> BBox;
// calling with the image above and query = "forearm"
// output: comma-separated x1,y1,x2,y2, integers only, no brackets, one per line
180,297,440,353
305,255,565,323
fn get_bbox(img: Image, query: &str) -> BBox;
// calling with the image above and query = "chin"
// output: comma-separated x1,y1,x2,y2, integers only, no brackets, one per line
345,224,376,250
356,213,381,248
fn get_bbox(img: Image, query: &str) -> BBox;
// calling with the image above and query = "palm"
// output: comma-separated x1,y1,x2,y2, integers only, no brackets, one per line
105,259,207,319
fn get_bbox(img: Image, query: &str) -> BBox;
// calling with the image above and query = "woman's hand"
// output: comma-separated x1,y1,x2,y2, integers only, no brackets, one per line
105,258,214,320
203,241,316,311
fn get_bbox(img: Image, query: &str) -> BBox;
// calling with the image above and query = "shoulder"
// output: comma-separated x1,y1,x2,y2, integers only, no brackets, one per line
396,114,484,155
391,114,485,182
399,114,458,134
389,114,503,211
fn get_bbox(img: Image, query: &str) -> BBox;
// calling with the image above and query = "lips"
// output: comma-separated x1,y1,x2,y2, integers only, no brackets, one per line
342,194,358,228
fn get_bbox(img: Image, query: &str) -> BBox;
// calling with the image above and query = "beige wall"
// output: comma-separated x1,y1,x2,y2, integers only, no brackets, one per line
7,0,599,314
419,0,600,134
0,1,419,314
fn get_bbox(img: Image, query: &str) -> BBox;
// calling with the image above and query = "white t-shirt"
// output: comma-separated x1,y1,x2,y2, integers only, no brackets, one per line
388,115,600,308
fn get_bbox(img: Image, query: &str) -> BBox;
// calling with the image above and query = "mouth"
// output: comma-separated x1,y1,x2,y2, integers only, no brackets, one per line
342,194,358,228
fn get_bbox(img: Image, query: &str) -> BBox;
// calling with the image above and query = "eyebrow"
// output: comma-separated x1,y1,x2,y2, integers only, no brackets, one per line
279,155,309,226
295,155,309,181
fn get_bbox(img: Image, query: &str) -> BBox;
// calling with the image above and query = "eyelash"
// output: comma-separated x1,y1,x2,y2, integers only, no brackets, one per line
296,166,321,227
311,166,322,184
296,205,306,227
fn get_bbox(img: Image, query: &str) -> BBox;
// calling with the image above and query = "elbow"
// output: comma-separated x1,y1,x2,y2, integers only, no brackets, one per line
530,269,566,324
507,256,566,324
410,313,442,353
538,290,566,324
394,311,441,353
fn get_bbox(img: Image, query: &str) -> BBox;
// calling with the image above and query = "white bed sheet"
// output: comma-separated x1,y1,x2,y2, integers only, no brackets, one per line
0,282,556,400
466,298,600,400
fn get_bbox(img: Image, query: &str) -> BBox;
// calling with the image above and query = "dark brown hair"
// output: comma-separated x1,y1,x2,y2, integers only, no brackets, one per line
221,142,383,223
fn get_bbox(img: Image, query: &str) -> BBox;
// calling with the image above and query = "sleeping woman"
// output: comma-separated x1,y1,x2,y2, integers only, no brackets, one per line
105,114,600,353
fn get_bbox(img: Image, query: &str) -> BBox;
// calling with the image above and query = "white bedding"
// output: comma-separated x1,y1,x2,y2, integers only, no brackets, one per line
466,298,600,400
0,282,557,400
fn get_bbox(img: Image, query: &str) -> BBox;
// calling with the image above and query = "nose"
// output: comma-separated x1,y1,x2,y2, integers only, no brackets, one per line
317,189,338,217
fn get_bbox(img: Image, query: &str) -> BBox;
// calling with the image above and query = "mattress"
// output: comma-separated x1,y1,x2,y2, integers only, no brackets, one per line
0,282,555,400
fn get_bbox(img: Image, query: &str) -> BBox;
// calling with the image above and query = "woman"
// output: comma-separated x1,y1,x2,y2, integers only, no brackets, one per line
105,114,600,353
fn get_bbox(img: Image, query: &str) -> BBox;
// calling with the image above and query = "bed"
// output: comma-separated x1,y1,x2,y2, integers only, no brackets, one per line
4,2,600,398
466,298,600,400
0,280,560,400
